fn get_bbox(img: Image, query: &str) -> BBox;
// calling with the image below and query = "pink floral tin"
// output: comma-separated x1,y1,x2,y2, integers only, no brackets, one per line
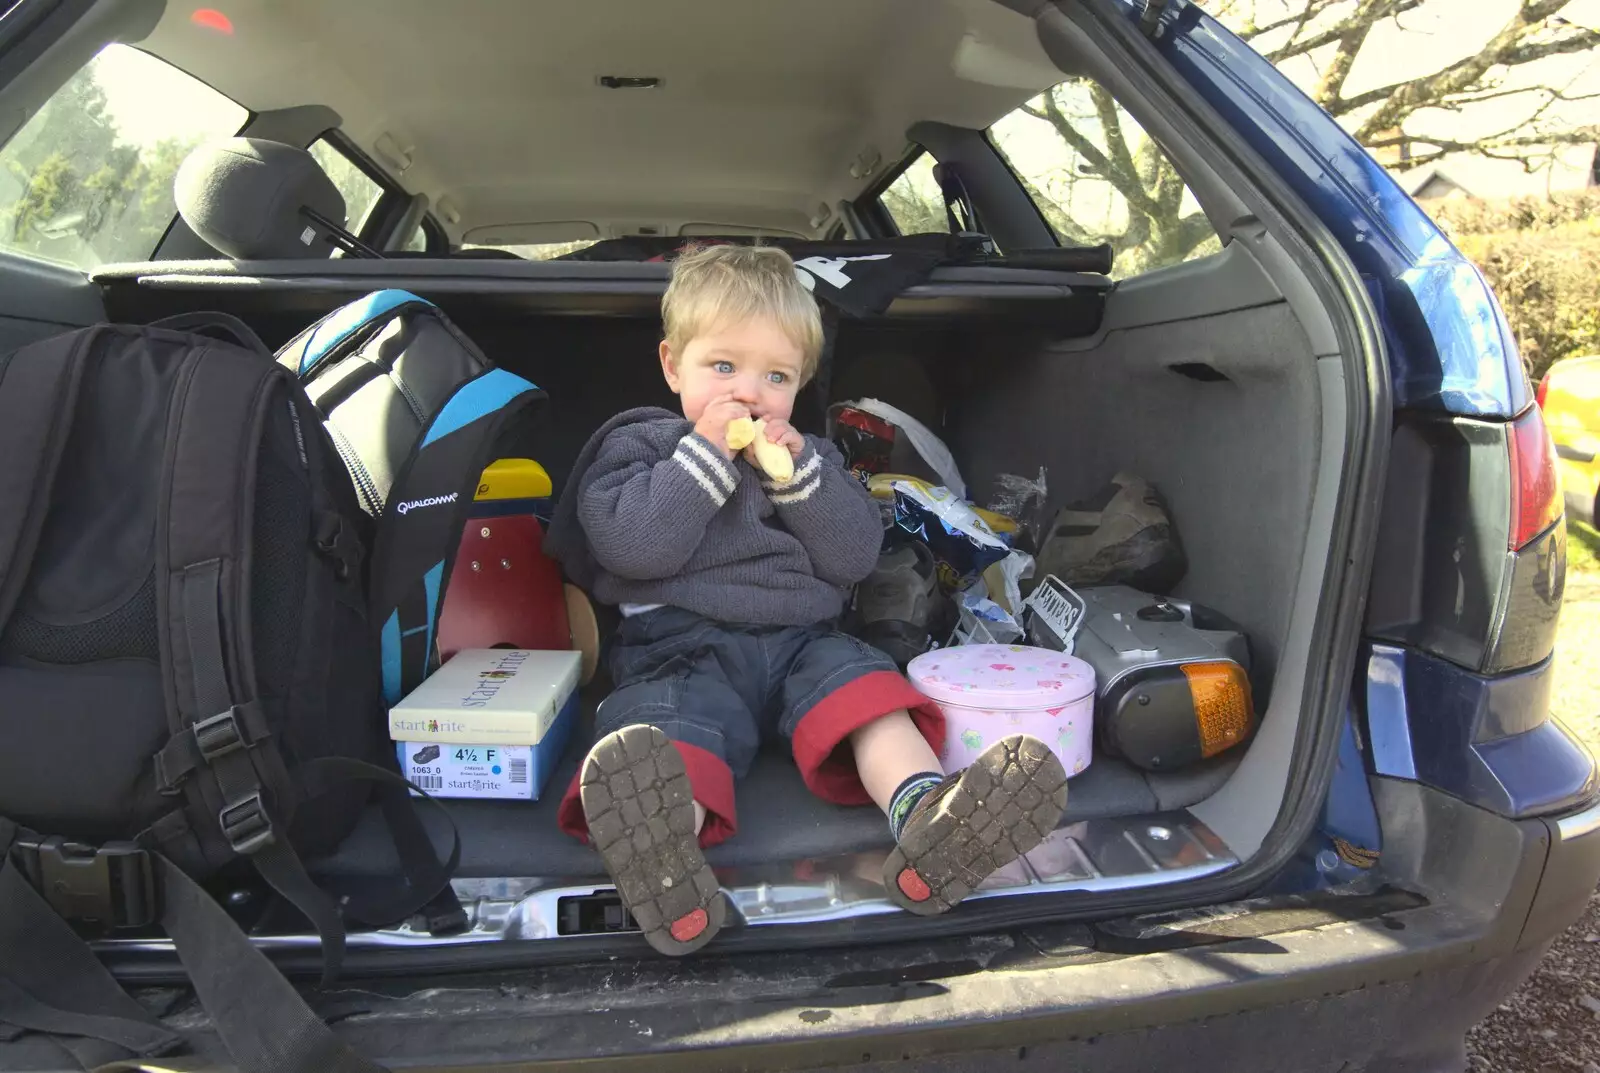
908,644,1096,777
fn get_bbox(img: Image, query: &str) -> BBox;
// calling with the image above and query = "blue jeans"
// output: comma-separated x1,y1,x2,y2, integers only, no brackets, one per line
559,607,942,847
599,607,896,774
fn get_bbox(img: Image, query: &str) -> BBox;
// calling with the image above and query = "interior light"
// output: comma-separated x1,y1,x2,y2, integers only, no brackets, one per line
191,9,234,34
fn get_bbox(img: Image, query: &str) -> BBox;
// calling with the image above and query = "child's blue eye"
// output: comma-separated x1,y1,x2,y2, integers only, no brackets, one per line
714,361,734,374
767,371,788,385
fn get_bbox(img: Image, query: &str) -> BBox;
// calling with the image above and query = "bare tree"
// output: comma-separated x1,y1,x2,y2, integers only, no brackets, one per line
1010,0,1599,273
1013,81,1218,272
1223,0,1600,166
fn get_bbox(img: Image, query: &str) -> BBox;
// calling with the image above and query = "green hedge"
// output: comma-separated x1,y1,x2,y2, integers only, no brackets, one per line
1431,192,1600,383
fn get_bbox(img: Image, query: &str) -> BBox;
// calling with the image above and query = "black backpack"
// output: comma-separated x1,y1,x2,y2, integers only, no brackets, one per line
0,315,505,1072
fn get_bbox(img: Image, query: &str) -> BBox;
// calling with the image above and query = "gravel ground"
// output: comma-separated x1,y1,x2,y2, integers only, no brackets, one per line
1464,543,1600,1073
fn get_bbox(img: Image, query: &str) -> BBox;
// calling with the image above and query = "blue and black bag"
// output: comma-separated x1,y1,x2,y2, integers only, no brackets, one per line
279,290,546,705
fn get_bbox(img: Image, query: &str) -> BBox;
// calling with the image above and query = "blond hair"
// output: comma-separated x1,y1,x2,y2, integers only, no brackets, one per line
661,244,823,383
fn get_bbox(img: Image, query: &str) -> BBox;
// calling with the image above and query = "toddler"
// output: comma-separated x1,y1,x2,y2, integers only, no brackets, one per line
545,244,1067,955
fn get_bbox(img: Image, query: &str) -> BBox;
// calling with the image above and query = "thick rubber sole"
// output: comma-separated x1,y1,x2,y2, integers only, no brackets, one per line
883,735,1068,916
580,725,726,955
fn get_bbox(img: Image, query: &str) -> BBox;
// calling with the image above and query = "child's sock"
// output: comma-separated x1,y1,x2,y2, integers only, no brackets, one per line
887,771,945,842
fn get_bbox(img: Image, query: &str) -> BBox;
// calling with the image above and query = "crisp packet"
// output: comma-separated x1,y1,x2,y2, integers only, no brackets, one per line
891,481,1011,592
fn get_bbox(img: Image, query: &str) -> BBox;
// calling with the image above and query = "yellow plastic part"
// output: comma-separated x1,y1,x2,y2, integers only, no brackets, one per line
1182,661,1256,758
474,458,553,502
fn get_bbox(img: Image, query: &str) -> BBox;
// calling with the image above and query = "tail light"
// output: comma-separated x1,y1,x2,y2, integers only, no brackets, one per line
1507,405,1563,550
1535,373,1551,409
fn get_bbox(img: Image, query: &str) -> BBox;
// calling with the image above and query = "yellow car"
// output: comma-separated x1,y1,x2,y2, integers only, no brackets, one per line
1540,355,1600,524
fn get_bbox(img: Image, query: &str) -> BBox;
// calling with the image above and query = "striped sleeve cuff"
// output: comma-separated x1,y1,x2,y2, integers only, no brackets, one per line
762,449,823,505
673,433,740,506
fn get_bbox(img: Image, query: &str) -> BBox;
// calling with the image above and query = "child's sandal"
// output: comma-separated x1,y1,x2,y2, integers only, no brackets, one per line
580,724,727,955
883,734,1068,916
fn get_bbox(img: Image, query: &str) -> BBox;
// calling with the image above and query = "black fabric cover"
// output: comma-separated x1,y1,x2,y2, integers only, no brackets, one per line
557,233,988,316
176,138,347,260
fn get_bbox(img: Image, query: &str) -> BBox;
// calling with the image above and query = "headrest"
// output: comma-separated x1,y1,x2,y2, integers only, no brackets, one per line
175,138,347,259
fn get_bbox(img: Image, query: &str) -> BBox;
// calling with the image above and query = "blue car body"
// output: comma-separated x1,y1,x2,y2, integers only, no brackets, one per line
1139,0,1593,841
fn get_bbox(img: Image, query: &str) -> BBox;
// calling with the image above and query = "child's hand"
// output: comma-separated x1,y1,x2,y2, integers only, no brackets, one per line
752,417,806,461
694,395,751,459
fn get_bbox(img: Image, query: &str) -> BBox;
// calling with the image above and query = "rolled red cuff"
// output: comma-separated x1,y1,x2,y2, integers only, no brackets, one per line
556,739,739,849
790,670,945,805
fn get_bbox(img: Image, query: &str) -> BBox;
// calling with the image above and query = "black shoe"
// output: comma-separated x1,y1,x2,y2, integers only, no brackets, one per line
580,725,726,955
883,735,1067,915
852,542,952,666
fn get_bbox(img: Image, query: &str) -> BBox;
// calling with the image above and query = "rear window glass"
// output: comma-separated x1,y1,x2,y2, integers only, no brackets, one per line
0,45,246,268
461,239,599,260
989,76,1221,277
399,220,430,252
307,139,385,235
878,153,946,236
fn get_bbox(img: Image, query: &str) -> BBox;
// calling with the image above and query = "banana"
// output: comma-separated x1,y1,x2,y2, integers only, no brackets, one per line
723,416,795,482
750,425,795,482
725,416,757,451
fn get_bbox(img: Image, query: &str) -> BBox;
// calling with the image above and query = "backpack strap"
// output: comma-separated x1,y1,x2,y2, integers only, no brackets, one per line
371,368,545,703
278,289,435,380
153,343,351,981
154,853,387,1073
0,818,388,1072
293,757,464,930
0,330,95,629
0,820,184,1068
